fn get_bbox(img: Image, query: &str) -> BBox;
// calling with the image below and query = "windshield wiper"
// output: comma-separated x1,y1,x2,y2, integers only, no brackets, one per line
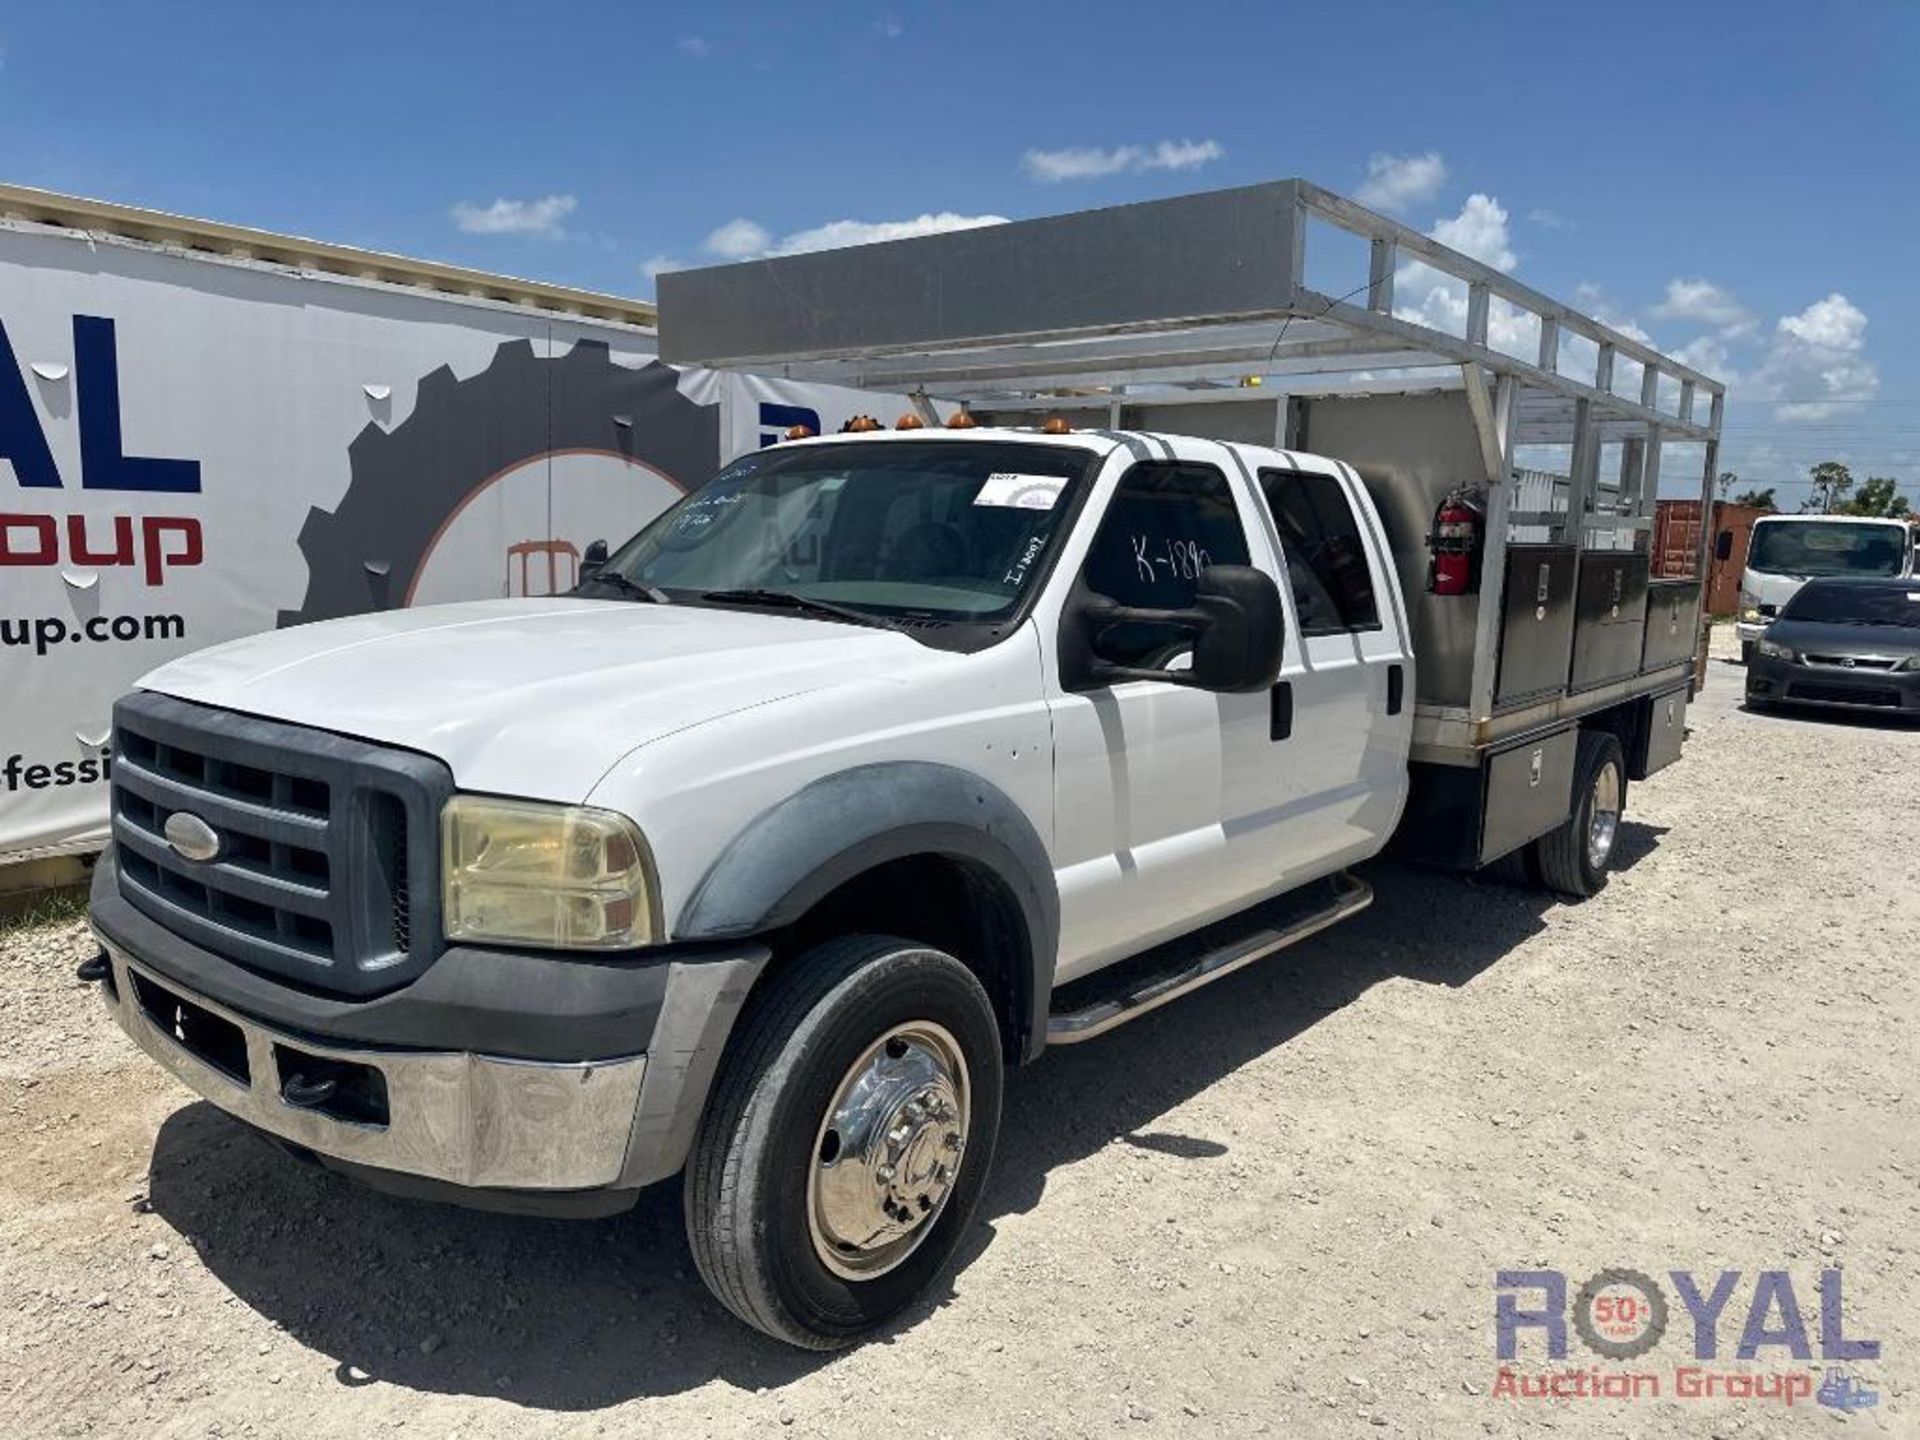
699,587,908,633
579,571,670,604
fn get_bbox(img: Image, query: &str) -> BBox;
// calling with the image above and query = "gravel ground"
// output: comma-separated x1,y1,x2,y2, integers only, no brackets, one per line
3,630,1915,1439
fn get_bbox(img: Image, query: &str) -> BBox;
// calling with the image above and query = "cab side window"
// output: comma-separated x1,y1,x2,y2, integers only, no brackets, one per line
1082,462,1250,666
1260,469,1380,635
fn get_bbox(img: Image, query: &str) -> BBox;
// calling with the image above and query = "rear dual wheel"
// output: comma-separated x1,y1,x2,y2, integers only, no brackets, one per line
685,936,1003,1349
1532,730,1627,898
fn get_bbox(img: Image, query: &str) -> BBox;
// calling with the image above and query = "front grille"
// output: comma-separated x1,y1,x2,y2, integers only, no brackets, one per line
1804,654,1900,671
1786,681,1902,708
110,692,452,996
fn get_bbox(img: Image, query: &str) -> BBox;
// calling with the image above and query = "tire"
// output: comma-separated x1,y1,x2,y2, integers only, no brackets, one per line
1531,731,1627,899
1484,845,1538,887
684,935,1004,1349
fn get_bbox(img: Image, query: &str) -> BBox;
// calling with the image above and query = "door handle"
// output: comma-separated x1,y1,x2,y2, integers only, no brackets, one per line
1269,682,1293,741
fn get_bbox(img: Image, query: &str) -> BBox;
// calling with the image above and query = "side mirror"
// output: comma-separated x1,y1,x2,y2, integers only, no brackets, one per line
1065,564,1285,694
1714,530,1734,562
581,538,610,579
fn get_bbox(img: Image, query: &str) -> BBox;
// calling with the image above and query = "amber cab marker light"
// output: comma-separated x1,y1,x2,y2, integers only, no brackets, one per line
946,410,979,430
783,424,815,441
1041,416,1073,435
845,415,884,433
895,413,926,430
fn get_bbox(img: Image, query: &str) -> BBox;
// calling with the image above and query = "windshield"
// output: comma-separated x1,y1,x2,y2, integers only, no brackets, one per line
1747,520,1907,578
590,439,1096,625
1781,583,1920,627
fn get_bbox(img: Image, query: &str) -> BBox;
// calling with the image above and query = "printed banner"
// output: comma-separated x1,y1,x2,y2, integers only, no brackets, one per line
0,225,919,860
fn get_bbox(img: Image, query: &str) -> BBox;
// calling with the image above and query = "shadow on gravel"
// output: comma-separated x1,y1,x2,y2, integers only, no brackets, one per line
1741,699,1920,732
145,843,1666,1411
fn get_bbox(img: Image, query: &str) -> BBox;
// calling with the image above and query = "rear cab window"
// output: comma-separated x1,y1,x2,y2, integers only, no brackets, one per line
1257,468,1382,635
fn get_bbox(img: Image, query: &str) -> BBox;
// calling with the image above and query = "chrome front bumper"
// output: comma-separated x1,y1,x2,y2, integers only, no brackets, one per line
97,941,646,1191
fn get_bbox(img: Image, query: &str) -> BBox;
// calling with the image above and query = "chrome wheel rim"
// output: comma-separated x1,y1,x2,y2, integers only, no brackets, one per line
806,1021,970,1281
1587,762,1622,869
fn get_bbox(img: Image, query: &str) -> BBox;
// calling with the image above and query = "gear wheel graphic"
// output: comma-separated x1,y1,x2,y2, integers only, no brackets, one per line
279,339,718,627
1572,1267,1669,1360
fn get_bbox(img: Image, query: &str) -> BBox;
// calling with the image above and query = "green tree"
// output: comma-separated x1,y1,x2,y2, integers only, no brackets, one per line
1840,475,1912,519
1803,460,1854,514
1716,470,1738,499
1733,486,1777,510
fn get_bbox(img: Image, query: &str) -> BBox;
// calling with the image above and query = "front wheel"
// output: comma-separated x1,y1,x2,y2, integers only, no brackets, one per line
684,935,1003,1349
1531,731,1627,899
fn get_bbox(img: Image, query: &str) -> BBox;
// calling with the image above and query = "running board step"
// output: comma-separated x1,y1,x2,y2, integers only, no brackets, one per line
1045,872,1372,1045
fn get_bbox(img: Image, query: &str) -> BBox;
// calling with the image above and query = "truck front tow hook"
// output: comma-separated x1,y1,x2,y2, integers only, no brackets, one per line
280,1073,338,1110
75,951,110,984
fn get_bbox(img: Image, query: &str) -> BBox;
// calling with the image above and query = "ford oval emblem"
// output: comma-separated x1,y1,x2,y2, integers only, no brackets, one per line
163,811,222,863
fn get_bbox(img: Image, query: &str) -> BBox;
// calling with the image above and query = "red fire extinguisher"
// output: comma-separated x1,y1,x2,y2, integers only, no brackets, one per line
1427,487,1485,595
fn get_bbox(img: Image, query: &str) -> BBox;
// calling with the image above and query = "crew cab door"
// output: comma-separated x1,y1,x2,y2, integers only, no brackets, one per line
1250,460,1412,867
1044,442,1297,982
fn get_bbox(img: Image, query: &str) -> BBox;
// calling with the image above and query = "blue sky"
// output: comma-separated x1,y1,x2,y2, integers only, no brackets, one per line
2,0,1915,500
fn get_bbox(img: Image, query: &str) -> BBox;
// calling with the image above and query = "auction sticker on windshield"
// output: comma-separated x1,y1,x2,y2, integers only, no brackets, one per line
975,473,1065,510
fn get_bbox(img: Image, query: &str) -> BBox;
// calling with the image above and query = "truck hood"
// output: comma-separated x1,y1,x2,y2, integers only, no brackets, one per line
137,598,917,799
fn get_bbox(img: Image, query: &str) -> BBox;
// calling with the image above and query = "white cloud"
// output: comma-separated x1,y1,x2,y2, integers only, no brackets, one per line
1752,293,1876,420
1390,195,1537,360
1671,334,1733,379
1022,138,1224,183
1354,152,1447,213
450,194,577,237
1777,292,1866,350
874,15,904,38
702,211,1008,261
1652,278,1753,333
640,255,682,281
678,35,710,57
774,213,1009,254
1673,293,1877,421
1527,207,1571,230
1429,193,1516,272
703,217,773,260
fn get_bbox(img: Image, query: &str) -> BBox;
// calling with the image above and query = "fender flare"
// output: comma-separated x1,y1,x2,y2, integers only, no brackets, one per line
674,762,1058,1059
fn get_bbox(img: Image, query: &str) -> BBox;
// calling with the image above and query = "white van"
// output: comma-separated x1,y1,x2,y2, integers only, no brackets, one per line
1735,514,1917,662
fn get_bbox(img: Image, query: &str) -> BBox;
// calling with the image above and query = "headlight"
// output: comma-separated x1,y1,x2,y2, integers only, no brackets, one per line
441,796,658,949
1740,606,1762,623
1756,638,1797,662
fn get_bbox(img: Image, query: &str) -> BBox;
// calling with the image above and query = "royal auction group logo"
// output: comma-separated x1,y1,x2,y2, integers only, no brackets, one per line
1493,1267,1882,1413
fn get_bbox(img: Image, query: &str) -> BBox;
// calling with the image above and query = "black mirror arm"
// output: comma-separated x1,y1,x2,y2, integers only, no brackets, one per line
1087,662,1209,688
1083,601,1209,631
1079,600,1214,688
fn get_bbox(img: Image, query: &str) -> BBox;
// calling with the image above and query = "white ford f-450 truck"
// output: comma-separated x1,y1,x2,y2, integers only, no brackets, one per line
85,180,1727,1347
